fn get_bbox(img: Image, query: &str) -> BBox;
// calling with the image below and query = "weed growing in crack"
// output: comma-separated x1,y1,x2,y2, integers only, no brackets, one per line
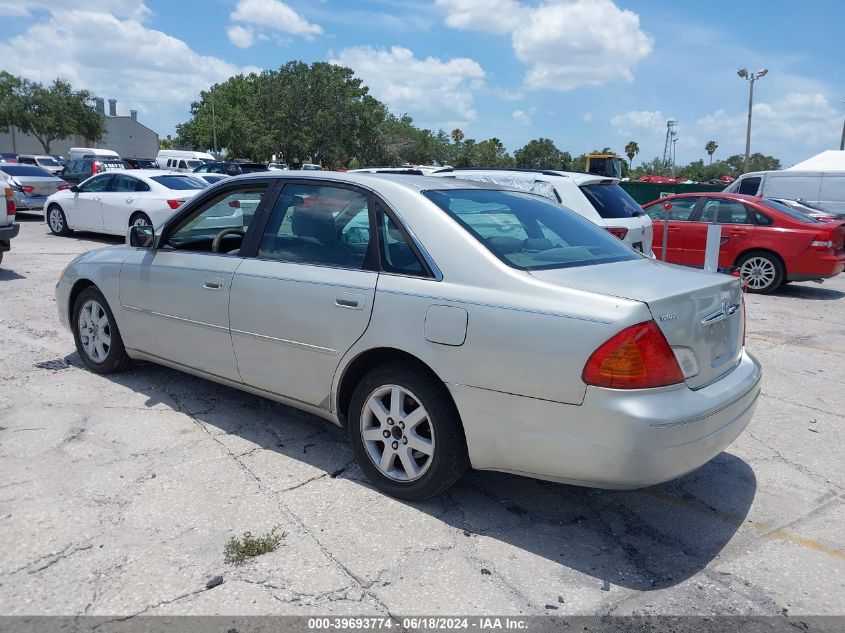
224,525,285,566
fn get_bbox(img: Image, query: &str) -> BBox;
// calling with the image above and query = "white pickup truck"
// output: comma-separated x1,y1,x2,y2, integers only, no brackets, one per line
1,183,21,266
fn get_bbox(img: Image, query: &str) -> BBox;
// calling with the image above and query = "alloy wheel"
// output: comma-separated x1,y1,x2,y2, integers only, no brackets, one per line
132,216,150,227
740,256,776,291
49,207,63,233
78,299,111,363
360,384,435,482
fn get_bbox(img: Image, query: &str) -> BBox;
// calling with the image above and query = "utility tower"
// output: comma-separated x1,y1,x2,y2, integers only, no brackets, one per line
662,119,677,164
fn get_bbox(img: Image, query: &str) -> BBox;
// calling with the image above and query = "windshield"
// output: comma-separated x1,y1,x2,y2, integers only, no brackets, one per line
580,183,643,219
424,189,638,271
151,175,207,190
0,164,55,177
760,199,821,223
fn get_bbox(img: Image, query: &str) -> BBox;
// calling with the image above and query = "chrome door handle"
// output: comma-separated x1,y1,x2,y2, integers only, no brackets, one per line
335,292,365,310
125,197,134,203
203,277,223,290
92,196,101,201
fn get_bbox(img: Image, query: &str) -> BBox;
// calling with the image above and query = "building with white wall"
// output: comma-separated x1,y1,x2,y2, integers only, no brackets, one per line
0,97,159,159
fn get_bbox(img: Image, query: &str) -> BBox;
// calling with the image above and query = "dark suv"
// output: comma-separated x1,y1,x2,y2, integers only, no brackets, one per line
193,161,268,176
60,158,127,185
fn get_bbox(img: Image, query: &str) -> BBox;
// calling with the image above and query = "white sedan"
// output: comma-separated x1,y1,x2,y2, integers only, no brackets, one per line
44,169,207,237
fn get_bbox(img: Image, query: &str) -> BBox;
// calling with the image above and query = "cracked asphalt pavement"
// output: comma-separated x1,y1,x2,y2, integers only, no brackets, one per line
0,217,843,617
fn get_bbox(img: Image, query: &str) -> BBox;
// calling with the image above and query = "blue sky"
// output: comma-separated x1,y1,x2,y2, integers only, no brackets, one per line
1,0,843,166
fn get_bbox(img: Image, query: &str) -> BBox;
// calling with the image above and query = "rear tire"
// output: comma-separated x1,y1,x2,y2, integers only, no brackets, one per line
348,361,468,500
129,212,152,229
737,251,783,294
47,204,72,236
72,286,132,374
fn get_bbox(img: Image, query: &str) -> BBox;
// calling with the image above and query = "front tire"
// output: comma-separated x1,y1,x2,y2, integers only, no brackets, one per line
348,361,468,500
737,251,783,294
71,287,132,373
47,204,72,236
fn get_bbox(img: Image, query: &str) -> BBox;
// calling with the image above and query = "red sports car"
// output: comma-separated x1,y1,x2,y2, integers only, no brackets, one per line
644,193,845,293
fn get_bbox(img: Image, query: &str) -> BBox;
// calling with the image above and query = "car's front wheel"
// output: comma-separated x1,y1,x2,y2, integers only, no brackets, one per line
71,286,132,373
129,212,152,229
737,251,784,294
47,204,72,236
348,361,468,500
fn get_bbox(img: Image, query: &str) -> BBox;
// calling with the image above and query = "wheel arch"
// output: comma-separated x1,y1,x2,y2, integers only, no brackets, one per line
128,210,151,225
733,247,787,273
67,278,98,325
335,347,454,427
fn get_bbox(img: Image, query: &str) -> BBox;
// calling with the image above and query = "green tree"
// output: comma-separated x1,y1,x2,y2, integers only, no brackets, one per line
473,137,514,167
450,128,464,144
705,140,718,165
514,138,570,170
624,141,639,168
0,73,104,153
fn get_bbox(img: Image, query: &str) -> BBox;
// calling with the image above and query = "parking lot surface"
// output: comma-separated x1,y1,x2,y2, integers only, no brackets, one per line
0,217,843,618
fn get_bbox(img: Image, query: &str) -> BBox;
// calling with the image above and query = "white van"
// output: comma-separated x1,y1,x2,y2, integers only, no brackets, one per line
68,147,121,161
431,168,654,255
725,170,845,215
157,150,214,164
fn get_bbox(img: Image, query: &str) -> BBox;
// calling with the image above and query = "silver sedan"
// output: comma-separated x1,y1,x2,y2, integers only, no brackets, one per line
55,172,762,499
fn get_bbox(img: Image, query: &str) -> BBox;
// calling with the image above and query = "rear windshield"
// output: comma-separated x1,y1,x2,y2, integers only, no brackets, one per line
0,164,54,177
760,199,821,223
36,157,62,167
424,189,638,271
151,175,207,190
580,183,644,219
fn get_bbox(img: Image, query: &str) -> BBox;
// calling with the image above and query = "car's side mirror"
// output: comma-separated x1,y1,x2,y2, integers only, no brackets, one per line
70,185,79,193
128,224,155,248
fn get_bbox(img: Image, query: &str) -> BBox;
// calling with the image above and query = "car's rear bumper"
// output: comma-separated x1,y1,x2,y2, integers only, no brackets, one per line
450,350,761,489
786,253,845,281
0,223,20,251
13,193,48,211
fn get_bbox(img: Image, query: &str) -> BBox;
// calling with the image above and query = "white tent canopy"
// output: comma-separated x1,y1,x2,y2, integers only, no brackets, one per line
786,150,845,171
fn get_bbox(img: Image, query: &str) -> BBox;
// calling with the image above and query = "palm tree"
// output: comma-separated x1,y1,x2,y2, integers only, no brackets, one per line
705,140,718,165
624,141,639,168
451,128,465,144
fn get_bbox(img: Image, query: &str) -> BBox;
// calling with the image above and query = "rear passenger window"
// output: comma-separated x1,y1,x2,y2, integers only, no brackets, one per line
580,183,643,219
258,184,373,269
700,199,752,224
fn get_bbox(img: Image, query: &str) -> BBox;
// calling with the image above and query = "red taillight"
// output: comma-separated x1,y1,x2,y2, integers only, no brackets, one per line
809,230,834,251
91,162,99,175
5,187,15,215
605,226,629,240
57,184,69,190
582,320,684,389
19,185,34,193
167,199,184,210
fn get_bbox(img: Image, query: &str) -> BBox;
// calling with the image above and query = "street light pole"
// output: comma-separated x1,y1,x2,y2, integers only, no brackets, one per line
210,86,218,158
737,68,767,174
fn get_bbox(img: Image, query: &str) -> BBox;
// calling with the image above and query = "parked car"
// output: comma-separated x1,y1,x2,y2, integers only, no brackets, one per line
768,197,845,221
725,169,845,215
55,172,761,499
68,147,121,162
0,183,20,265
433,168,654,255
300,163,323,171
193,161,268,176
644,193,845,293
45,170,207,237
61,157,128,186
156,149,215,166
124,158,159,169
268,162,289,170
0,152,18,164
17,154,64,175
196,174,228,185
0,163,68,212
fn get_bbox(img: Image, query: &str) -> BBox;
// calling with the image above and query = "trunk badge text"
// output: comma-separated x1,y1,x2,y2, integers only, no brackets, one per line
658,314,678,322
701,299,740,326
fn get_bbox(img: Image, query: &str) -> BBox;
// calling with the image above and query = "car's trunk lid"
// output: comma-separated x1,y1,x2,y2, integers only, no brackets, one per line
530,258,744,389
16,176,64,197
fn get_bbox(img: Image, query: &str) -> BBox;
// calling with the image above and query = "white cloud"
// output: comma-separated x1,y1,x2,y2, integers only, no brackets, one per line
438,0,652,91
436,0,525,34
695,92,841,164
230,0,322,43
227,24,255,48
0,7,253,137
582,112,594,123
330,46,485,127
610,110,669,135
512,109,533,125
